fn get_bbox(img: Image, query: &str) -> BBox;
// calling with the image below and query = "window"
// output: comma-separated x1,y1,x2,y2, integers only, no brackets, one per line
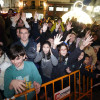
40,1,43,8
23,1,27,7
49,7,54,11
31,1,35,9
56,7,68,11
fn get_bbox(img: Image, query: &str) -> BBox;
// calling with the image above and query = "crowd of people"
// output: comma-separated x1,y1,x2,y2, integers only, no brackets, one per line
0,9,100,100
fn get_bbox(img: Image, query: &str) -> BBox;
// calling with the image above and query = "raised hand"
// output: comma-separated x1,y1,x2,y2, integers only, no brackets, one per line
85,30,91,39
53,34,63,49
36,43,41,52
21,13,26,22
34,11,38,22
66,67,71,74
42,23,48,32
65,34,72,43
80,35,93,50
55,23,60,32
66,21,73,31
10,13,20,23
9,80,26,94
33,81,41,94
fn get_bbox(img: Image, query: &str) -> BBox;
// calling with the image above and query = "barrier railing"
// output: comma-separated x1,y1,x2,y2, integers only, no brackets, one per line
5,66,93,100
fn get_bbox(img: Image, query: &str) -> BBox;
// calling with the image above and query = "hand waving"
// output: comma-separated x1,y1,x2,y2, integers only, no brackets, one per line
55,23,61,31
80,35,93,50
10,13,20,23
66,21,73,31
21,13,26,22
65,34,72,43
53,34,63,48
36,43,41,52
34,11,38,22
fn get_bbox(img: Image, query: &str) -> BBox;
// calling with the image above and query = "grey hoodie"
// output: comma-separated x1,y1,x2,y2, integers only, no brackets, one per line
34,52,58,78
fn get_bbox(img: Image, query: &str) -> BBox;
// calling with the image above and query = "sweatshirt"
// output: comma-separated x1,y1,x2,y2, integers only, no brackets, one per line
4,61,42,100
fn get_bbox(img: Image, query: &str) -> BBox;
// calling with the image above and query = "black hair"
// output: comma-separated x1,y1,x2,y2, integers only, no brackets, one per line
8,9,14,13
8,45,26,60
19,27,30,34
16,18,24,27
84,54,90,59
58,43,69,62
42,41,51,60
57,17,62,22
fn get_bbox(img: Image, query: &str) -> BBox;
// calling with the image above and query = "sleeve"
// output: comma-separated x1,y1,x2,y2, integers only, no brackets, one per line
34,52,42,63
4,68,15,98
23,20,30,28
31,63,42,85
51,48,59,59
50,23,56,33
68,48,82,65
51,54,58,66
26,46,37,60
91,48,97,65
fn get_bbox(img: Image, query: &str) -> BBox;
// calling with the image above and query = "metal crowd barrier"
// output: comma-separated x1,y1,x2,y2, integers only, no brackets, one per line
5,66,93,100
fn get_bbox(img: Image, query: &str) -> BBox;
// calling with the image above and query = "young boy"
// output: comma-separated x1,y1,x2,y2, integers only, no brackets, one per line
4,45,42,100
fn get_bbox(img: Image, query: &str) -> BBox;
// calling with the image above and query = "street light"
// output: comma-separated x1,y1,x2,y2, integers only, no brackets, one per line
0,0,4,7
43,2,47,17
43,2,47,8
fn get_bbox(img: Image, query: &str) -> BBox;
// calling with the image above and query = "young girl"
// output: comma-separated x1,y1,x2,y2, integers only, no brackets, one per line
52,34,93,78
0,46,12,99
34,41,58,99
34,41,58,82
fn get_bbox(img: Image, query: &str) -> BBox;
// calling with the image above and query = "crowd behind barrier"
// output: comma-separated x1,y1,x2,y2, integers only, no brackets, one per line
0,9,100,100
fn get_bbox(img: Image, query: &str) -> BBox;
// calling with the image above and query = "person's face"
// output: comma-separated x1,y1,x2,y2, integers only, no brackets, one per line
48,23,52,28
42,44,50,54
70,34,76,42
78,52,84,61
16,29,20,38
20,29,29,42
93,35,98,41
58,19,61,24
11,56,25,68
60,46,67,56
48,38,54,47
84,57,90,65
18,20,24,27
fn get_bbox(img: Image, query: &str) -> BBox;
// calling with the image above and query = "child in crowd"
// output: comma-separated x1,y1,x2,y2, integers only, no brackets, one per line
0,46,12,99
34,41,58,82
4,45,42,100
34,41,58,99
52,34,93,78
